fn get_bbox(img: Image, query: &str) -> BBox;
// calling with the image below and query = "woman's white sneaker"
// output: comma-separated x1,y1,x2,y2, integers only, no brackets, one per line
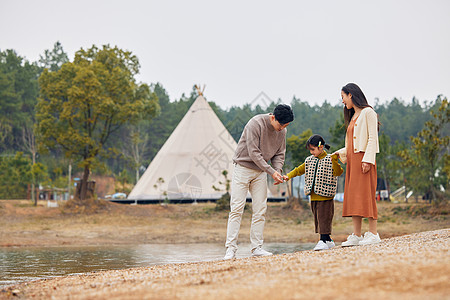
341,233,363,247
359,232,381,245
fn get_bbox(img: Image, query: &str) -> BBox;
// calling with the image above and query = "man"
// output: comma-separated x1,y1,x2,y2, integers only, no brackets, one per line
224,104,294,259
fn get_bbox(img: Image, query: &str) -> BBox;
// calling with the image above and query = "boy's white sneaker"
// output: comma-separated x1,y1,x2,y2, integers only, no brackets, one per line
252,247,273,257
313,240,328,251
326,240,336,249
223,248,236,260
341,233,363,247
359,232,381,245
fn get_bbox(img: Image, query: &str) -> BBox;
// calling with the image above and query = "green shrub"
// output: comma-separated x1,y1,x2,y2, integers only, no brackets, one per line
215,192,230,211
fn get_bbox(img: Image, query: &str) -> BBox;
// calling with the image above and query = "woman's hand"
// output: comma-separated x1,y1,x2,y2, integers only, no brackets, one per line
362,162,371,173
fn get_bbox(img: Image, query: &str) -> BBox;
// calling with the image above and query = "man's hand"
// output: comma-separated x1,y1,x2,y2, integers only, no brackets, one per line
272,171,284,184
274,174,289,185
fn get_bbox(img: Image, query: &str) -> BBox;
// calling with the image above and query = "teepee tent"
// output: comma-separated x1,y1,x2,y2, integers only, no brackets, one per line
128,92,238,202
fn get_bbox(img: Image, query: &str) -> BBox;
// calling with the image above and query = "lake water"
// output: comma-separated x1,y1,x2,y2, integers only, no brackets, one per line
0,243,314,287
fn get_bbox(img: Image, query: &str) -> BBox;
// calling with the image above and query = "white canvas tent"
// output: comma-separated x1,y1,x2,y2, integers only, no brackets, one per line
128,94,239,202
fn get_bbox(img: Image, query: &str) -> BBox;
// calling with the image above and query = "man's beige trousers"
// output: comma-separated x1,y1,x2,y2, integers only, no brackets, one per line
225,164,268,251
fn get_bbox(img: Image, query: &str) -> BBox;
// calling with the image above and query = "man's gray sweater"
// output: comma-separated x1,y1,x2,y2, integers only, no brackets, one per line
232,114,286,176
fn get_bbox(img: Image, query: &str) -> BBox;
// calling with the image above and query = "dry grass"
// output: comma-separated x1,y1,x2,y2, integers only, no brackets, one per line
0,199,448,247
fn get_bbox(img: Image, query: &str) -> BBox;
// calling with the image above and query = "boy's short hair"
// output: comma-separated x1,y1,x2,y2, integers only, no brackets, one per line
273,104,294,125
306,134,331,150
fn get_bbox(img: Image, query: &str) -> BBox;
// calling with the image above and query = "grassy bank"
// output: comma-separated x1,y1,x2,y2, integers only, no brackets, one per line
0,199,448,247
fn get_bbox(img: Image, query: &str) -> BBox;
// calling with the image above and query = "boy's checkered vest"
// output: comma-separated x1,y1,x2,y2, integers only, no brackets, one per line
304,155,337,198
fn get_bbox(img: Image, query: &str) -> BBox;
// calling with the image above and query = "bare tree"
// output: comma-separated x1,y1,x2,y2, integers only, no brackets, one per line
121,123,149,184
22,122,37,205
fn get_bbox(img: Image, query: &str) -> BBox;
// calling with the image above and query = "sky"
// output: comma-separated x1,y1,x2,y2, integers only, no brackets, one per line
1,0,449,109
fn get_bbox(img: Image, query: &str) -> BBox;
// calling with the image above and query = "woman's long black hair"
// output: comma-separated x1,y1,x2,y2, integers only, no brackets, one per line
341,83,371,128
341,83,380,130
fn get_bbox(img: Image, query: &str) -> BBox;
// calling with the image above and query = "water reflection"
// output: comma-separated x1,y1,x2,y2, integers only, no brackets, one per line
0,243,314,287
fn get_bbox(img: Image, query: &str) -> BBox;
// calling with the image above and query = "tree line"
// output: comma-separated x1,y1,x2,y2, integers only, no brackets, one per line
0,42,448,205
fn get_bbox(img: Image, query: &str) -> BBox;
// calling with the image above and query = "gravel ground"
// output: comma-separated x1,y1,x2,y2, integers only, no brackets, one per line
1,229,449,300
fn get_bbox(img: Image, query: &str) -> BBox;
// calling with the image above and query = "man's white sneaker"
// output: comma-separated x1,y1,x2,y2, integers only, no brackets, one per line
313,240,328,251
341,233,363,247
223,248,236,260
359,231,381,245
252,247,273,257
326,240,336,249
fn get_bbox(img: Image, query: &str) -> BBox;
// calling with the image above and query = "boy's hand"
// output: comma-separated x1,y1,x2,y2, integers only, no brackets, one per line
274,175,289,185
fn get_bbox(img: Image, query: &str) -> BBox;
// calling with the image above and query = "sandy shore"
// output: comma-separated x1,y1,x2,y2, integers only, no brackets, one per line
1,228,448,300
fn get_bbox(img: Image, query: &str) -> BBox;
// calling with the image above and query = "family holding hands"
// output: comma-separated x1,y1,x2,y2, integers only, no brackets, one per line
224,83,381,260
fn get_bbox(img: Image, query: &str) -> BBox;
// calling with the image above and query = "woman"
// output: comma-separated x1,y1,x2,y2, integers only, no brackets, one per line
335,83,381,246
